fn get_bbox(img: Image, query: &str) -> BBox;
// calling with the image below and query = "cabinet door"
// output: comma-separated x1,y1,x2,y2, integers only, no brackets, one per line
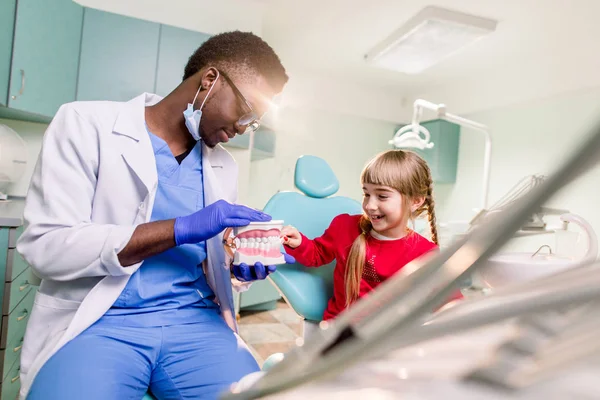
8,0,83,117
155,25,210,97
0,0,16,107
77,8,160,102
397,120,460,184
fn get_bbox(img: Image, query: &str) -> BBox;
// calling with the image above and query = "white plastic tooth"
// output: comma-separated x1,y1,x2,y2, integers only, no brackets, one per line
249,238,256,244
262,237,268,243
259,243,265,250
240,238,248,248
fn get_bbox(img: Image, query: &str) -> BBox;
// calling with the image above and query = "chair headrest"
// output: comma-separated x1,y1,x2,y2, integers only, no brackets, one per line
294,155,339,198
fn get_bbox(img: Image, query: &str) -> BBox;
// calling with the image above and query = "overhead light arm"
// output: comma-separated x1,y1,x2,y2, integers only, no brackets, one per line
392,99,492,211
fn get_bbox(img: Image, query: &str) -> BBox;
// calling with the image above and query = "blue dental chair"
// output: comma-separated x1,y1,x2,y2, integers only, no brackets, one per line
263,155,362,335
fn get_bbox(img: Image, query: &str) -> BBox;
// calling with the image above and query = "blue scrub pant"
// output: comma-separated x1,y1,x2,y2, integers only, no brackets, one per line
28,312,259,400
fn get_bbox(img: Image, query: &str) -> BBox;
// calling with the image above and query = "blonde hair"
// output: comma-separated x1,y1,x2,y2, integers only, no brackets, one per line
345,150,437,306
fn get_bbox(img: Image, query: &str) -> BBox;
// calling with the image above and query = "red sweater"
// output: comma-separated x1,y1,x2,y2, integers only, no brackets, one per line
285,214,448,320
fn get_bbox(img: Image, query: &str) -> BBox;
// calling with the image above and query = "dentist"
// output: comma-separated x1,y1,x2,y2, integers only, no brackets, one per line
17,31,292,399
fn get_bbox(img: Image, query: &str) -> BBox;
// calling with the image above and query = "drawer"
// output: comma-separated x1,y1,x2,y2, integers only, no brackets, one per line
0,229,7,249
7,227,23,249
3,267,33,316
1,358,20,400
0,230,7,285
0,333,23,381
1,290,35,349
5,249,28,282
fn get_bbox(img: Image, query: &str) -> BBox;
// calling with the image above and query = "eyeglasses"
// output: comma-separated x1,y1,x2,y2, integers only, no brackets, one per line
219,70,261,133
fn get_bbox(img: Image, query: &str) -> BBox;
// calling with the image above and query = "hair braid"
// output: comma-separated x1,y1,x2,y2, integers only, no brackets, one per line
425,180,438,245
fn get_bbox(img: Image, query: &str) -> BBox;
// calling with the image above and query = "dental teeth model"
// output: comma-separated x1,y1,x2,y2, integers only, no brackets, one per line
223,221,286,266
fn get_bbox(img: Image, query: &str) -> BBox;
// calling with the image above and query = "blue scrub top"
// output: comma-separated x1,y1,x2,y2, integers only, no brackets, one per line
105,129,218,326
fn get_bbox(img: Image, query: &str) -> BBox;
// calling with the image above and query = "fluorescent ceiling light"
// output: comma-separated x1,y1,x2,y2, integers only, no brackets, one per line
365,6,497,74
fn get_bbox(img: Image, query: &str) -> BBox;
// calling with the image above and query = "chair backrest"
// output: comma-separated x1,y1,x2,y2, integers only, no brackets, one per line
263,155,362,322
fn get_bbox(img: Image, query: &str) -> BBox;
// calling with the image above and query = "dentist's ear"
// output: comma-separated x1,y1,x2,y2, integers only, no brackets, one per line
200,67,220,90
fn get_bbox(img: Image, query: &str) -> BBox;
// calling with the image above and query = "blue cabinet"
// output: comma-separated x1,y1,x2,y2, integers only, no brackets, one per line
225,133,251,150
0,226,36,397
395,119,460,184
2,5,216,122
252,127,276,161
8,0,83,117
0,0,16,107
77,8,160,102
223,127,277,161
155,25,210,97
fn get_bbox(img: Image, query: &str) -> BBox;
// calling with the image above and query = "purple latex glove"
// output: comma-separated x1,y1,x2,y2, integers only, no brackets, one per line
232,253,296,282
174,200,271,245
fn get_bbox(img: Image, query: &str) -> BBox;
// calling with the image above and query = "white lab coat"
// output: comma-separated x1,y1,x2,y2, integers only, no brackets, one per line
16,93,244,399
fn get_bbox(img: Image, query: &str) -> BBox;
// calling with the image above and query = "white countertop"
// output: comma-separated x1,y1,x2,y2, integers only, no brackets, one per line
0,198,25,227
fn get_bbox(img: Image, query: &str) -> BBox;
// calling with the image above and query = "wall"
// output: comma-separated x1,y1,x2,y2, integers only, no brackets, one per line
0,118,46,197
245,106,396,209
279,70,410,125
433,86,600,256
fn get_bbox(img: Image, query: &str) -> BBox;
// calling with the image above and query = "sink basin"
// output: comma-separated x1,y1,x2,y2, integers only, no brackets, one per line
478,213,598,288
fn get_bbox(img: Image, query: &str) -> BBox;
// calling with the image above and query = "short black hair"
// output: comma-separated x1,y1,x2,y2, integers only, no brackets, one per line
183,31,288,91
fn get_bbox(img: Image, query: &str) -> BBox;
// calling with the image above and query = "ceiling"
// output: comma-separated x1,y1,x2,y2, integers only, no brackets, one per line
259,0,600,113
78,0,600,119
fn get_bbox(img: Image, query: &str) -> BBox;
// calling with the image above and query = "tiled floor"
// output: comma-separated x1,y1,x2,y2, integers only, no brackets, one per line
237,299,302,366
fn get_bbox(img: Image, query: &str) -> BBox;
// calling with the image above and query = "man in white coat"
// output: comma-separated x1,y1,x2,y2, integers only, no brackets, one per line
17,31,292,399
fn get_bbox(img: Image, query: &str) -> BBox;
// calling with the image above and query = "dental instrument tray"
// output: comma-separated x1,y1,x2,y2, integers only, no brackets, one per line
223,220,286,266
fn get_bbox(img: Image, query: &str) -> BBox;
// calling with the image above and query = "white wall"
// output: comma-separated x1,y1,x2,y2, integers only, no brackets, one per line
281,71,410,125
1,119,46,197
245,106,396,209
433,86,600,256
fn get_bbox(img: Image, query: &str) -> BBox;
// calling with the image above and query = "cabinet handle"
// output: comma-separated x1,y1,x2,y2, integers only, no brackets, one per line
13,337,23,353
16,309,28,322
11,69,25,100
19,281,30,292
11,374,19,383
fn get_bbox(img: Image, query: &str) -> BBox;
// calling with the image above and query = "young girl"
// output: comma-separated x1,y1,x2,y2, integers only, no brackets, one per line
281,150,461,321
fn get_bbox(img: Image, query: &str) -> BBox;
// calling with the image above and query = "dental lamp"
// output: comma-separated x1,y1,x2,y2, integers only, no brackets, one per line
389,99,492,211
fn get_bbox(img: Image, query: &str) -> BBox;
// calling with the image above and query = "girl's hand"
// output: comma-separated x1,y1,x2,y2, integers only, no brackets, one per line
280,226,302,248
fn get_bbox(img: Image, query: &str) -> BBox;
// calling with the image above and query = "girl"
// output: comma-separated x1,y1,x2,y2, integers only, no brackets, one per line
281,150,461,321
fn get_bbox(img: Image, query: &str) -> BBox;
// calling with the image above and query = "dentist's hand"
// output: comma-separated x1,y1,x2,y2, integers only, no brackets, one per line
174,200,271,245
232,253,296,282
